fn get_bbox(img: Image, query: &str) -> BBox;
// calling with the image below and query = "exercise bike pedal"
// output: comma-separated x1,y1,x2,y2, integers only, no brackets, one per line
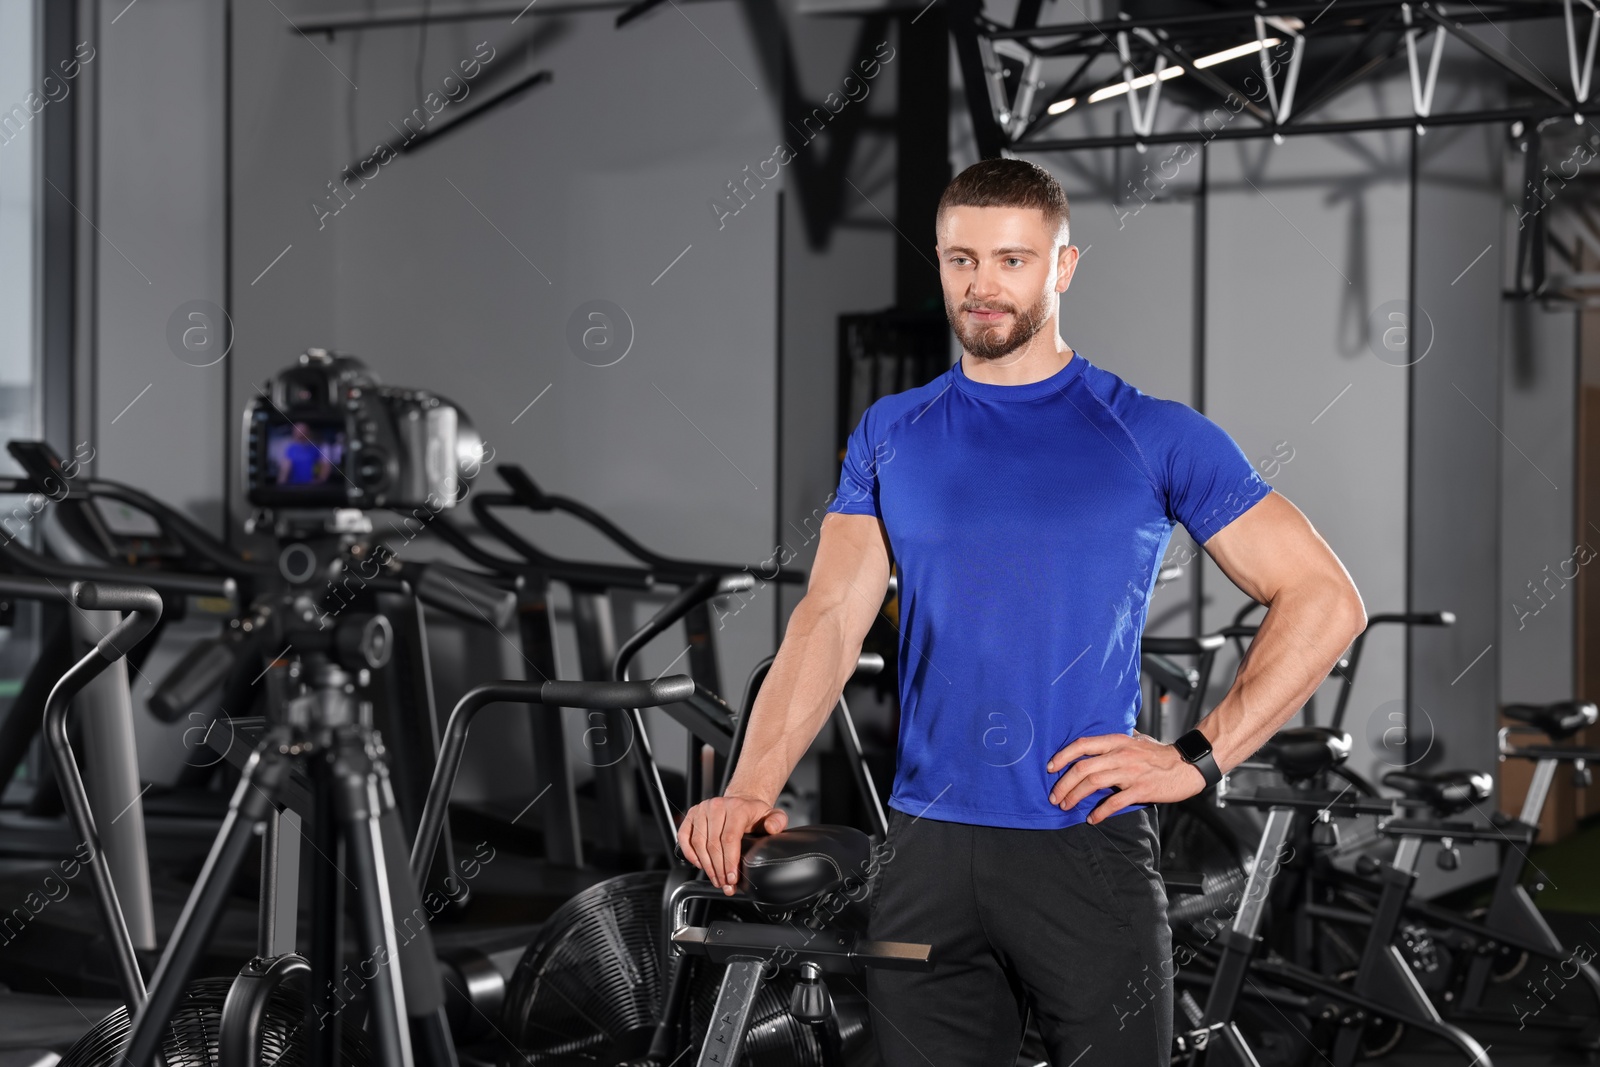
1172,1022,1225,1052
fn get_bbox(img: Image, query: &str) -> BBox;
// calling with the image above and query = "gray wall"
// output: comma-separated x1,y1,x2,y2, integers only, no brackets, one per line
1499,303,1578,703
775,15,900,608
0,0,36,444
228,0,789,799
91,0,227,528
1411,114,1507,790
1201,119,1411,791
83,0,228,782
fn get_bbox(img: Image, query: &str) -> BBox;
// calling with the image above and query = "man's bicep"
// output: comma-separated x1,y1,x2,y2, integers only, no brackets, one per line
1198,491,1351,609
806,512,893,644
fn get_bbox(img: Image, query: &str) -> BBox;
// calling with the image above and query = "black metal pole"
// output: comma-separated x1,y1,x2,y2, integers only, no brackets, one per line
1023,103,1600,151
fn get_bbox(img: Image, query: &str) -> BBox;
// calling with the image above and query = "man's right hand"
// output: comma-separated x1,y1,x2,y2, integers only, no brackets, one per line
677,794,789,895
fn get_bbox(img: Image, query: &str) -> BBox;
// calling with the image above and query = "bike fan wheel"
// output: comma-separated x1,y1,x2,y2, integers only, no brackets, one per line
499,871,873,1067
58,977,373,1067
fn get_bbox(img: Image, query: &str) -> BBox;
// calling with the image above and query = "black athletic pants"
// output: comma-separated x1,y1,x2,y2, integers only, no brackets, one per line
864,805,1172,1067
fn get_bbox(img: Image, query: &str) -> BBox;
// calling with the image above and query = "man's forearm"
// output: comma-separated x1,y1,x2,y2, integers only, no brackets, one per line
1198,578,1365,771
724,599,858,806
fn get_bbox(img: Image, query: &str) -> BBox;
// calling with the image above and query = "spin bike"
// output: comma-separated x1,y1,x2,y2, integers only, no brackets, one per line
1177,727,1495,1067
1227,605,1600,1050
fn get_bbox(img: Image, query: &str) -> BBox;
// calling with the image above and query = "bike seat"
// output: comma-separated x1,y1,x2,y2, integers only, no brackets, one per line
1502,701,1597,742
739,825,871,909
1381,768,1492,816
1259,727,1351,782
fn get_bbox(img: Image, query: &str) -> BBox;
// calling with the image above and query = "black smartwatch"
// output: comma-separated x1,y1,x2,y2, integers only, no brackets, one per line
1173,728,1222,790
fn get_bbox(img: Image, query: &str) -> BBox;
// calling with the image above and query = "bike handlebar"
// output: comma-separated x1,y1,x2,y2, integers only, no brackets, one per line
411,675,696,882
1367,611,1455,627
1142,634,1225,656
39,579,163,1009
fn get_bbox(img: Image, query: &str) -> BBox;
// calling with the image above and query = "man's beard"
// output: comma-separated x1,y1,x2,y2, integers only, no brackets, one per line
945,288,1053,361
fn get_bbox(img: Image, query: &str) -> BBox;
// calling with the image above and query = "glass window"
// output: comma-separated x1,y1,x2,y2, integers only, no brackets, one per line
0,0,36,455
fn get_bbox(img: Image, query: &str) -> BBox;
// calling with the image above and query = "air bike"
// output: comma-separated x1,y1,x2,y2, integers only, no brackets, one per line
411,570,933,1067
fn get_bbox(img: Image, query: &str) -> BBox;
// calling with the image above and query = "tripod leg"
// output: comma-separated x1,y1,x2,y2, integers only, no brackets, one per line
331,731,415,1067
307,756,347,1067
124,738,293,1067
375,766,458,1067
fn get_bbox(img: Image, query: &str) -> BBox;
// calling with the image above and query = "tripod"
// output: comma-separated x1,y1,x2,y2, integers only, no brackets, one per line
120,602,458,1067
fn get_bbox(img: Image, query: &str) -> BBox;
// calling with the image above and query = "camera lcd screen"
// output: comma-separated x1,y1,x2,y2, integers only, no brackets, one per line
265,420,346,486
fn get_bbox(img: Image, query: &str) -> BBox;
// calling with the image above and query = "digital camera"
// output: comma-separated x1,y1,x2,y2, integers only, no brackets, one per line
243,350,483,512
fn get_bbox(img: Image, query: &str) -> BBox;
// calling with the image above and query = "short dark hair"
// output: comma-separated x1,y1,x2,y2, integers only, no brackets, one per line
936,158,1070,245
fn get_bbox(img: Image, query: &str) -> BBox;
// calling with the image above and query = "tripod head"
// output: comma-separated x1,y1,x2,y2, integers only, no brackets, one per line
265,610,395,732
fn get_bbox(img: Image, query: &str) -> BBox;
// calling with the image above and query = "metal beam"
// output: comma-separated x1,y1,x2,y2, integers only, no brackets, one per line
1286,8,1403,122
1019,101,1600,150
1418,3,1573,105
288,0,719,35
951,0,1010,158
1137,31,1275,126
983,0,1556,40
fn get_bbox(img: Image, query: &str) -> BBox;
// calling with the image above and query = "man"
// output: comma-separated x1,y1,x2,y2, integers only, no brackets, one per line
678,158,1365,1064
277,422,331,485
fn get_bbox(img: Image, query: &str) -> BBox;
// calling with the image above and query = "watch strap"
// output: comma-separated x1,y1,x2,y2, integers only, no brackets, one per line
1190,747,1222,790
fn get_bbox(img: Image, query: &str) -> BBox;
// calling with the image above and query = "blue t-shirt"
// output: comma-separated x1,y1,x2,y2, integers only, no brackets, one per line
828,352,1272,829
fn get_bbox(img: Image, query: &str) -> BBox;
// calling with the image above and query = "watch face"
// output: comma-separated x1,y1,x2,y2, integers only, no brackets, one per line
1175,731,1211,763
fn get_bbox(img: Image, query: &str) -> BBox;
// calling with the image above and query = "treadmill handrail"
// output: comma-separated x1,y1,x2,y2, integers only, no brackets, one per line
612,573,756,684
82,478,275,582
469,492,655,589
0,534,235,599
496,463,806,585
0,473,271,587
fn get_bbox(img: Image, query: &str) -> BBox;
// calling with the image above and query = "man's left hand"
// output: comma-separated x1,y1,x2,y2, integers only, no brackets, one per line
1046,732,1207,823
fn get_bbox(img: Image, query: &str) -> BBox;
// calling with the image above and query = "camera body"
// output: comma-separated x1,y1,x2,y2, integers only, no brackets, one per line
244,350,481,512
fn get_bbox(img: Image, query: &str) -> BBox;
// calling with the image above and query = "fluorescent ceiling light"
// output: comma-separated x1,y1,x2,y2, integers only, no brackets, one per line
1088,65,1184,103
1051,37,1281,111
1195,38,1280,68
